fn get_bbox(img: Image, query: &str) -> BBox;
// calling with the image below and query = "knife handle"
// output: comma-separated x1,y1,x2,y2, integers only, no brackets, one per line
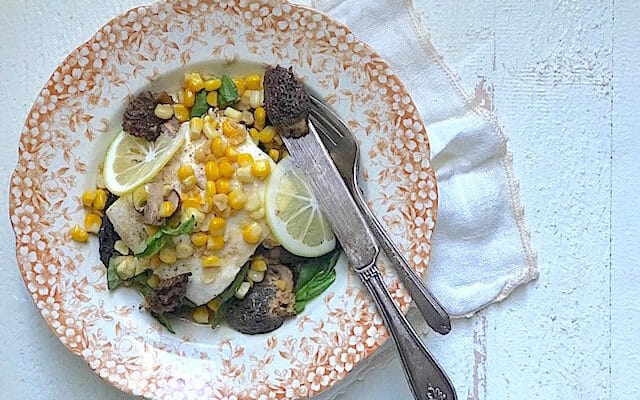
356,193,451,334
361,267,457,400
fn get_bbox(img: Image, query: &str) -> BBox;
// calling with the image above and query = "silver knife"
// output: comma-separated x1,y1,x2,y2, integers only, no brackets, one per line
282,121,457,400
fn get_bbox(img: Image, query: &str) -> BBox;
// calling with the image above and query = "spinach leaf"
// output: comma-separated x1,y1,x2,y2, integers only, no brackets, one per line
217,75,238,109
136,217,195,258
294,249,341,313
211,262,250,329
190,90,208,118
151,312,175,334
107,257,123,290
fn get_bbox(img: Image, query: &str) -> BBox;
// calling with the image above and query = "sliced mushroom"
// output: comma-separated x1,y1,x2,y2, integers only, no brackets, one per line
225,264,295,335
143,182,164,226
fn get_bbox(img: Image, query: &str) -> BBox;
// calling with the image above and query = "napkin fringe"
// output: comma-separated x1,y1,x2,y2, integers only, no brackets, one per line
405,0,539,296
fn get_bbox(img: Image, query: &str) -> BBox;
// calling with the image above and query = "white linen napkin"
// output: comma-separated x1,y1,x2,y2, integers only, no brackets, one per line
293,0,538,397
296,0,538,318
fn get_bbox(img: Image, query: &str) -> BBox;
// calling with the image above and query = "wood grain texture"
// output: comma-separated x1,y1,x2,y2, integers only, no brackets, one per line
0,0,636,399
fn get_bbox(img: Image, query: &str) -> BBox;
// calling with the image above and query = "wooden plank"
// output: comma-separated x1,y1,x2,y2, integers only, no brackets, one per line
611,1,640,398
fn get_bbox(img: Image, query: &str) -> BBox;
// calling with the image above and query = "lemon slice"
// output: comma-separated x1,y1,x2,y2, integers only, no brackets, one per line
265,156,336,257
103,124,187,195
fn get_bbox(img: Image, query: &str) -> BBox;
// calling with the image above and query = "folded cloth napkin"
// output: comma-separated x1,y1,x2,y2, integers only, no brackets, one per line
293,0,538,396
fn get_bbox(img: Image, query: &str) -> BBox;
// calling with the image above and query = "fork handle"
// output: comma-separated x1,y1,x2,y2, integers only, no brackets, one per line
360,267,457,400
357,193,451,334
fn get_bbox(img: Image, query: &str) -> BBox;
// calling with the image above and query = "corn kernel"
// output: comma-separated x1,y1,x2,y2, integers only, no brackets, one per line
208,216,226,235
236,153,253,167
177,164,195,181
160,201,175,217
251,257,268,272
182,175,196,190
249,90,263,109
204,78,222,91
274,279,287,291
204,115,215,123
233,78,245,95
185,72,204,92
114,240,129,255
207,298,221,311
191,232,208,247
175,242,194,259
211,137,227,157
244,74,262,90
222,119,240,137
158,246,177,264
247,269,265,283
254,107,266,130
205,161,220,181
202,255,221,268
251,159,271,178
192,305,210,324
244,192,262,212
182,195,202,210
215,178,232,194
249,127,260,143
250,207,265,220
229,131,246,146
154,103,174,119
202,181,215,198
203,120,219,139
207,91,218,107
147,274,160,288
93,189,107,210
224,146,238,162
81,190,95,207
258,125,276,143
189,116,204,138
223,108,242,123
184,88,195,107
211,193,228,212
70,225,88,242
84,213,102,233
132,186,148,209
228,189,247,210
235,166,253,183
219,160,235,178
235,281,251,299
208,235,225,250
241,110,254,126
174,104,189,122
242,221,262,244
268,149,280,162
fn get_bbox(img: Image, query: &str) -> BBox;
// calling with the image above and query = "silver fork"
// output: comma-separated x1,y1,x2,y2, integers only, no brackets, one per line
308,94,451,335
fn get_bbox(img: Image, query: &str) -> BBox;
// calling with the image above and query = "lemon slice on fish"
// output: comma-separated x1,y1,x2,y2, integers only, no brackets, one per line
103,123,187,195
265,156,336,257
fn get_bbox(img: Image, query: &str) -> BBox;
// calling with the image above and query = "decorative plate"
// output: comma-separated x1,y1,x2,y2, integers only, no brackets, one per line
9,1,437,398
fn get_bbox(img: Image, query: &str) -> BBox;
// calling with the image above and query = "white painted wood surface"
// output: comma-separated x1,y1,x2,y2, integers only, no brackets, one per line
0,1,637,399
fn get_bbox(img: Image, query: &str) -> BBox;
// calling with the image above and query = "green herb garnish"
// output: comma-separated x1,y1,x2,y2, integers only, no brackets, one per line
107,257,124,290
294,249,341,313
190,90,208,118
151,312,175,334
217,75,239,109
211,262,251,329
136,217,195,258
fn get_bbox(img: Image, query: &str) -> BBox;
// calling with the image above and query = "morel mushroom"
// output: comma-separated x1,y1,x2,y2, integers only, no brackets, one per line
145,273,191,314
123,91,172,141
263,66,310,138
225,265,295,334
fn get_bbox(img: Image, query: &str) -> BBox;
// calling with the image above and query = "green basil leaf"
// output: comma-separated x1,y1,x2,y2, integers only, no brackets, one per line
190,90,208,118
217,75,238,109
107,257,123,290
294,249,340,313
151,312,175,334
136,217,195,258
